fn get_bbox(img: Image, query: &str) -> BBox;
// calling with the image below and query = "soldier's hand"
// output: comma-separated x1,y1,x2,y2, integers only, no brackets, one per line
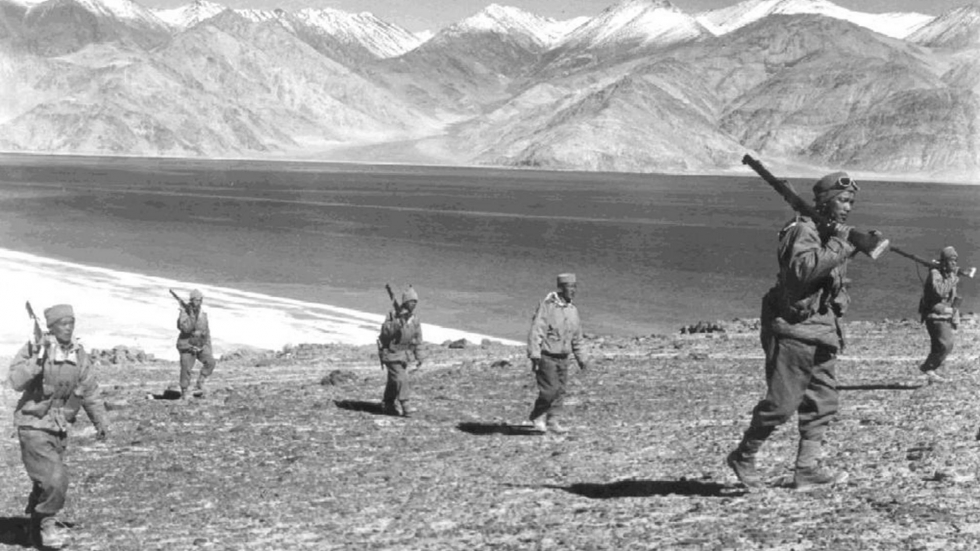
530,358,540,373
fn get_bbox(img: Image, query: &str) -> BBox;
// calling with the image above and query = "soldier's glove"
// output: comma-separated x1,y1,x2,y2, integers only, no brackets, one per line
530,358,540,373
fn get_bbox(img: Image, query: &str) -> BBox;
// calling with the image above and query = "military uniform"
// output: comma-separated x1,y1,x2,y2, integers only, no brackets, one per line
378,288,424,416
918,247,960,380
175,289,216,397
527,273,589,434
729,172,861,490
8,304,108,549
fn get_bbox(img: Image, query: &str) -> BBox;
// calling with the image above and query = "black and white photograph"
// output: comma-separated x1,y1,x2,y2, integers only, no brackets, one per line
1,0,978,548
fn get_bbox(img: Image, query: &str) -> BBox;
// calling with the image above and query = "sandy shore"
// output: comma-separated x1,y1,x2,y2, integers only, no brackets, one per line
0,247,522,362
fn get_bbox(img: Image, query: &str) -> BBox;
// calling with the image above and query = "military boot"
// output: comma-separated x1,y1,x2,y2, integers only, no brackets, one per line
33,515,68,550
400,401,417,418
192,376,207,397
179,387,189,401
794,439,848,490
529,415,547,434
727,431,766,490
382,401,399,416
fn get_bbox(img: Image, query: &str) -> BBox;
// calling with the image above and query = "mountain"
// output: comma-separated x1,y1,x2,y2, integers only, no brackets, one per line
908,4,980,49
151,0,223,30
0,10,441,156
697,0,933,39
371,4,576,114
5,0,169,55
293,8,423,58
537,0,711,77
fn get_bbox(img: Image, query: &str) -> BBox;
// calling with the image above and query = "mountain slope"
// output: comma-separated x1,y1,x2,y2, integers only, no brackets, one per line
152,0,223,30
908,4,980,50
10,0,169,55
697,0,933,39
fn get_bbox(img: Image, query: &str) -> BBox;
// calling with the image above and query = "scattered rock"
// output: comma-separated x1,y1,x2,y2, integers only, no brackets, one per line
447,339,470,349
489,360,512,369
104,399,130,411
321,370,358,386
90,345,155,366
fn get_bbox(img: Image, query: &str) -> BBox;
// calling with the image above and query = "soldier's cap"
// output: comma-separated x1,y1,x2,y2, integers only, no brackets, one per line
402,287,419,303
812,171,858,205
189,289,204,301
44,304,74,327
557,273,576,285
941,246,958,260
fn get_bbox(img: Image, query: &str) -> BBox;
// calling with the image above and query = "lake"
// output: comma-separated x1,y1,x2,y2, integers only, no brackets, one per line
0,153,976,341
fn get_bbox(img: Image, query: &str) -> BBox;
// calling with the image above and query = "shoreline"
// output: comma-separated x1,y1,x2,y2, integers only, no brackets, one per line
1,150,977,186
0,247,523,362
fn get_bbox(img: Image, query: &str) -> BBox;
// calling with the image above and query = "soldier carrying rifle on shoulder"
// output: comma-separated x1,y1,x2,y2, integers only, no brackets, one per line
728,158,887,491
172,289,216,400
915,246,962,384
378,285,424,417
9,303,109,549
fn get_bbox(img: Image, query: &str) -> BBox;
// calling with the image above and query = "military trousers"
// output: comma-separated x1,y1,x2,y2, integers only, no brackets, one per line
179,346,217,390
744,335,839,445
18,428,69,517
920,319,954,372
529,354,569,421
383,361,411,405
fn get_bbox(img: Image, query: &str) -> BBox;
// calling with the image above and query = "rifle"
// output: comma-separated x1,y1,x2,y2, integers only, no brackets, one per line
25,301,46,354
742,154,890,259
377,284,402,370
169,289,192,314
891,247,976,279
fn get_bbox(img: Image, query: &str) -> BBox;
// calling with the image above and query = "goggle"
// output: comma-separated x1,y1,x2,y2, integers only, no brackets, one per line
832,176,859,192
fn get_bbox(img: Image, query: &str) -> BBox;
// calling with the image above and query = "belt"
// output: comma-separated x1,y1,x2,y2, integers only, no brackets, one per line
541,351,569,359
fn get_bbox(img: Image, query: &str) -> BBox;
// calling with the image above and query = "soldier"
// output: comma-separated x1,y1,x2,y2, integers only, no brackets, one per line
727,172,865,491
8,304,109,549
916,246,961,383
526,273,591,434
175,289,216,399
378,287,424,417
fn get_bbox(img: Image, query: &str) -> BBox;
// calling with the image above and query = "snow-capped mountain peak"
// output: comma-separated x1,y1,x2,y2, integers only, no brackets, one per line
557,0,709,51
697,0,934,39
908,4,980,48
293,8,424,58
18,0,167,28
452,3,587,47
152,0,226,30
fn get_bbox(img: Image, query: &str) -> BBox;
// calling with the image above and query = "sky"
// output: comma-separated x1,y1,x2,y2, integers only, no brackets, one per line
141,0,976,31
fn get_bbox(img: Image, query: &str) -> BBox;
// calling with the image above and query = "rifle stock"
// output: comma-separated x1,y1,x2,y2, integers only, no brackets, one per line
742,154,889,259
891,247,976,279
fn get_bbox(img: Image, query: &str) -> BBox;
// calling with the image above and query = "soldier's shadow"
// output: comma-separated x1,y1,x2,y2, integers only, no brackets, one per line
456,422,543,436
334,400,386,416
543,479,746,498
839,383,923,391
0,516,32,548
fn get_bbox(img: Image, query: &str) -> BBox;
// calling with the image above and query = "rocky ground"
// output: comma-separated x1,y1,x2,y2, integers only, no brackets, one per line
2,316,980,550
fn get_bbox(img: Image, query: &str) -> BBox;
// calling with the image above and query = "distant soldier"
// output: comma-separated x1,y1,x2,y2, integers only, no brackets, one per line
728,172,864,491
175,289,216,398
378,287,424,417
916,246,961,383
526,273,590,434
8,304,109,549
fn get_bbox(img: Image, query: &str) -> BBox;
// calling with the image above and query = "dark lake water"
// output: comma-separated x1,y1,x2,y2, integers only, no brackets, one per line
1,154,976,340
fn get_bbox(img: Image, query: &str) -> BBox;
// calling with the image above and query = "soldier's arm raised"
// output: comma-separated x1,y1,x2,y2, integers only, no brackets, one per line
8,341,42,391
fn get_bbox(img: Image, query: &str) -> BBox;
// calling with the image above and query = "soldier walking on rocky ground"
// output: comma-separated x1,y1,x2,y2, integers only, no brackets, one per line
378,287,424,417
8,304,109,549
916,246,961,384
174,289,216,399
526,273,591,435
727,172,871,491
